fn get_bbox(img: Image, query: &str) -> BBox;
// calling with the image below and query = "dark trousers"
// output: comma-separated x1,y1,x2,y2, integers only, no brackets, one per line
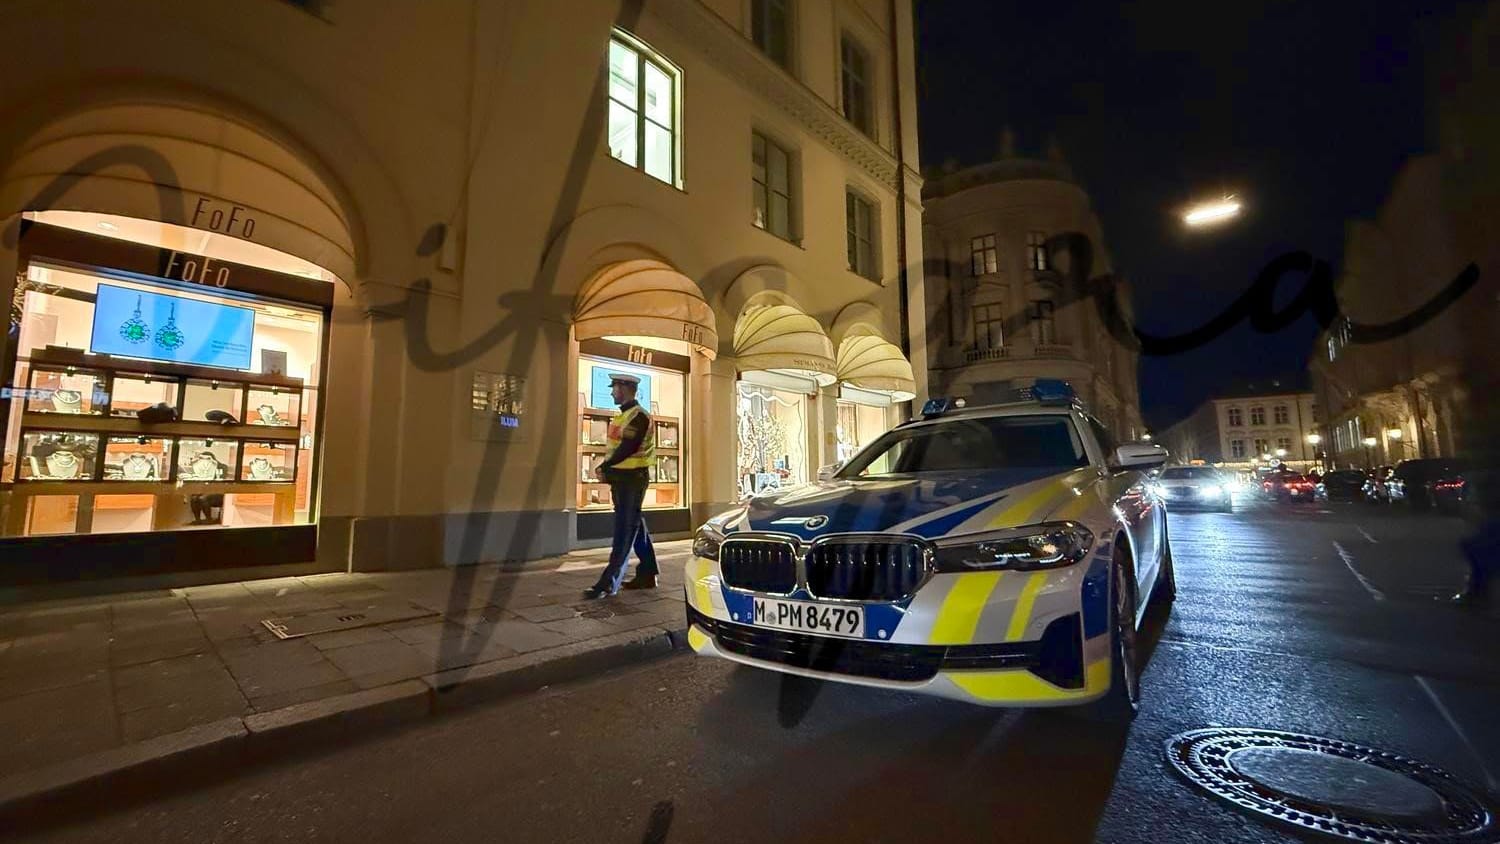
1462,517,1500,600
596,469,658,593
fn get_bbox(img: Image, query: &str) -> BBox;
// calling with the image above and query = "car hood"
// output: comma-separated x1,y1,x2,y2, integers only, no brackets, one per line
723,466,1100,541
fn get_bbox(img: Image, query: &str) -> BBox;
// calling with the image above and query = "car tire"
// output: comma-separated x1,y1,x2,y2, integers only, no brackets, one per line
1152,533,1177,605
1080,545,1141,723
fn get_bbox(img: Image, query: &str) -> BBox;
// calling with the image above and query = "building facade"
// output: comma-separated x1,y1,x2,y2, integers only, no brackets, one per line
919,141,1143,442
1310,2,1500,472
0,0,928,580
1163,381,1319,472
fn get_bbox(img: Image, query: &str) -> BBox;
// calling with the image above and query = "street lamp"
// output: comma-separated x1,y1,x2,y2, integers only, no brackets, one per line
1142,432,1153,442
1275,448,1287,458
1182,196,1243,228
1386,428,1402,440
1362,436,1378,469
1306,433,1321,446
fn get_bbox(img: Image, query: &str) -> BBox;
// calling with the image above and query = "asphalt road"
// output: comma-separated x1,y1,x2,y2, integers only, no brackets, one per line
17,496,1500,843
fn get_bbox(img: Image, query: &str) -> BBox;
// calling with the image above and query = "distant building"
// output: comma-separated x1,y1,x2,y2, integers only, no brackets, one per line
919,133,1143,441
1163,378,1319,471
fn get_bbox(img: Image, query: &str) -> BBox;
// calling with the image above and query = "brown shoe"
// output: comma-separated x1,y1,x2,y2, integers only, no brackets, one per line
622,575,658,590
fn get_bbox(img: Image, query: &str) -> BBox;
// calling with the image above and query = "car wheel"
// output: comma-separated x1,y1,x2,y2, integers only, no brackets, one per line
1081,546,1141,723
1152,533,1177,604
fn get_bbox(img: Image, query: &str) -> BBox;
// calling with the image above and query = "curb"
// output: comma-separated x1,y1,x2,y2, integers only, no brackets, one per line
0,623,688,821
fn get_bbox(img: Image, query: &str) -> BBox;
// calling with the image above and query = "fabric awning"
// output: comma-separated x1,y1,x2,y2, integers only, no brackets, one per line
836,333,916,401
573,259,718,357
732,303,836,385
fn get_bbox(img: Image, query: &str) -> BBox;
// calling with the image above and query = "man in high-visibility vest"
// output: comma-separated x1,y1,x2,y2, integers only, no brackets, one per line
584,373,660,599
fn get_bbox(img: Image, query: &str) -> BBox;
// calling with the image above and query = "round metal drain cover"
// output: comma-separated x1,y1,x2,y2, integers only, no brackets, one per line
578,608,614,620
1166,728,1495,843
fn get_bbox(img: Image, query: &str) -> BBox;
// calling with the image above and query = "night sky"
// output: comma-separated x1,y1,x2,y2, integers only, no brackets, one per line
915,0,1479,430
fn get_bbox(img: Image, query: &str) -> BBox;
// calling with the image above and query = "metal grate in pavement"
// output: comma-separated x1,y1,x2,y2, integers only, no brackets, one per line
262,603,436,639
1166,728,1495,843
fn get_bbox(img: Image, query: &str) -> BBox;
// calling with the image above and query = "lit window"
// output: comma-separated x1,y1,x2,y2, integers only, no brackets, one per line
1274,405,1289,425
1328,337,1337,361
752,132,793,240
1030,300,1055,345
1277,437,1292,452
752,0,792,69
1027,231,1050,271
840,34,871,135
1227,407,1243,427
1230,440,1246,459
1250,406,1266,426
970,234,998,276
973,303,1005,350
608,31,680,187
846,191,876,280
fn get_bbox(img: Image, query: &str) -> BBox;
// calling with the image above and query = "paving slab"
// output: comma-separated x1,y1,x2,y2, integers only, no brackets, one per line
0,677,118,778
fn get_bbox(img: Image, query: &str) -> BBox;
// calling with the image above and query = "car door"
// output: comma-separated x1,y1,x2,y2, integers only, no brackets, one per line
1087,416,1157,612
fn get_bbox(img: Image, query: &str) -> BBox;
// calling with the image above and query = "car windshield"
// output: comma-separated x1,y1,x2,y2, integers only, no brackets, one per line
838,414,1088,477
1160,467,1220,480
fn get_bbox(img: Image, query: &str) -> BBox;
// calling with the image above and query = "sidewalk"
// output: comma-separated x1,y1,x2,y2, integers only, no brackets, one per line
0,540,693,795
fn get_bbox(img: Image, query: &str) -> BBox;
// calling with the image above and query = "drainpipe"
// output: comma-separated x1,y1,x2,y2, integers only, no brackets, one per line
888,0,911,359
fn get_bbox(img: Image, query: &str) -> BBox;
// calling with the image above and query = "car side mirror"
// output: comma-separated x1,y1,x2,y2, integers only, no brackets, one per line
1112,442,1168,470
817,460,846,482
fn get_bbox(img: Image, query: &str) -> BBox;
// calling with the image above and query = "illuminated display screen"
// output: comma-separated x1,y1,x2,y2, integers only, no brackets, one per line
90,283,255,370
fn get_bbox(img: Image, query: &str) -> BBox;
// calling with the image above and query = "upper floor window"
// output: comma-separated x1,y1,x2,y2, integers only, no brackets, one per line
1276,436,1292,453
607,31,680,187
752,0,792,69
1230,439,1246,459
840,34,872,136
1328,336,1338,362
1227,407,1243,427
752,132,793,240
1250,406,1266,426
846,191,877,280
973,302,1005,350
1029,300,1056,345
1254,438,1270,456
1273,405,1289,425
1027,231,1050,271
970,234,998,276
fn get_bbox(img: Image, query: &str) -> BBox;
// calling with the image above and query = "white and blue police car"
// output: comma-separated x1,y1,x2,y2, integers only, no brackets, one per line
684,381,1173,719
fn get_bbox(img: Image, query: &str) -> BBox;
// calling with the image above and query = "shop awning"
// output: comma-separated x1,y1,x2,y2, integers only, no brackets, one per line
732,304,837,385
836,334,916,401
573,259,718,357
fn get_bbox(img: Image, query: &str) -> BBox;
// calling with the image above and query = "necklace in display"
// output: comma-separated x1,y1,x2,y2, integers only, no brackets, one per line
121,452,156,480
188,453,219,480
119,294,149,344
51,389,83,413
247,457,275,480
154,302,186,351
46,450,80,479
256,404,284,425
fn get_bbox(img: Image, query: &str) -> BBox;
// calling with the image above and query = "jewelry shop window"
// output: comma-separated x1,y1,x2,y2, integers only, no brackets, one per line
576,340,687,513
3,249,327,537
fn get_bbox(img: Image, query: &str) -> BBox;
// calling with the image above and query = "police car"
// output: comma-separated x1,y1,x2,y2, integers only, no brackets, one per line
684,381,1173,719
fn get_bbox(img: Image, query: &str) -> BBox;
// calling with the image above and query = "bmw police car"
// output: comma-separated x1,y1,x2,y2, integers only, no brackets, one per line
684,381,1173,719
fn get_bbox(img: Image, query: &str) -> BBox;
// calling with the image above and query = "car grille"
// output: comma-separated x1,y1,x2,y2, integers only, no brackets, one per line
806,538,929,601
719,538,797,594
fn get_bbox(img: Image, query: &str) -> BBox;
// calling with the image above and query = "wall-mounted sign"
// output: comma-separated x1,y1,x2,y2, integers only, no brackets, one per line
470,370,525,441
89,283,255,370
190,197,258,240
162,250,232,288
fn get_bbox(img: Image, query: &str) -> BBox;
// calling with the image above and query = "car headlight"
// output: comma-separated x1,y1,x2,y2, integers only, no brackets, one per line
692,527,723,561
1204,484,1224,497
932,522,1094,572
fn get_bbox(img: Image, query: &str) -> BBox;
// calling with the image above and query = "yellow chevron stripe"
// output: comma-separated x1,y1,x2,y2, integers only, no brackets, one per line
985,481,1065,528
1005,572,1049,641
946,658,1112,702
929,572,1004,644
687,625,709,650
692,556,714,613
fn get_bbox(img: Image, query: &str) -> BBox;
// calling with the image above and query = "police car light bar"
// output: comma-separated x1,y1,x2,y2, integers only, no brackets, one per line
1031,379,1076,405
921,398,953,418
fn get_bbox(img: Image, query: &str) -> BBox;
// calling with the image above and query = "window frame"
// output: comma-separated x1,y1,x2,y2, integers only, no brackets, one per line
1230,439,1246,459
751,0,794,71
845,189,878,281
839,32,873,137
1273,405,1289,425
1029,299,1056,345
1276,436,1292,453
1227,407,1243,427
970,234,998,276
606,29,684,189
1250,406,1266,426
751,130,796,241
1027,231,1050,272
972,302,1005,350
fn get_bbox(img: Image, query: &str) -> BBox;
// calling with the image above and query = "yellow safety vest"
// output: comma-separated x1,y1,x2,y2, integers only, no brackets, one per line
608,405,656,470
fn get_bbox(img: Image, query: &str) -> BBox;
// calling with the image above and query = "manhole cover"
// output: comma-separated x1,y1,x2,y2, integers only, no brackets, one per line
1166,728,1495,843
579,608,615,620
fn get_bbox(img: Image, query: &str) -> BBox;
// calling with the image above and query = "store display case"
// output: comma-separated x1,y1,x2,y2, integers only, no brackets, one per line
103,436,172,481
109,373,180,418
176,438,239,481
240,442,297,482
182,378,245,424
16,432,99,480
656,421,679,449
245,385,300,428
26,366,109,415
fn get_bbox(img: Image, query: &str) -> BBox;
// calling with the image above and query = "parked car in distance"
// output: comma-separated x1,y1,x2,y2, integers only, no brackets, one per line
1364,466,1395,503
1260,468,1302,500
1389,459,1471,510
1281,474,1317,502
1154,465,1235,512
1318,469,1369,502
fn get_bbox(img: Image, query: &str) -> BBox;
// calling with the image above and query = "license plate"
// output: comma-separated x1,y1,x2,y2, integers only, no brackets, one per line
752,598,864,638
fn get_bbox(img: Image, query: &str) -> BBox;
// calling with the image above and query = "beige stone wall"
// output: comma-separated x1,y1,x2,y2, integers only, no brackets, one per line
0,0,926,567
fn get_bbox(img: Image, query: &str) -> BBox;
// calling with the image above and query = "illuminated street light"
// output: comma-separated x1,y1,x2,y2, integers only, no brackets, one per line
1275,448,1288,458
1182,196,1242,227
1306,433,1322,446
1142,432,1153,442
1386,428,1402,440
1362,437,1378,447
